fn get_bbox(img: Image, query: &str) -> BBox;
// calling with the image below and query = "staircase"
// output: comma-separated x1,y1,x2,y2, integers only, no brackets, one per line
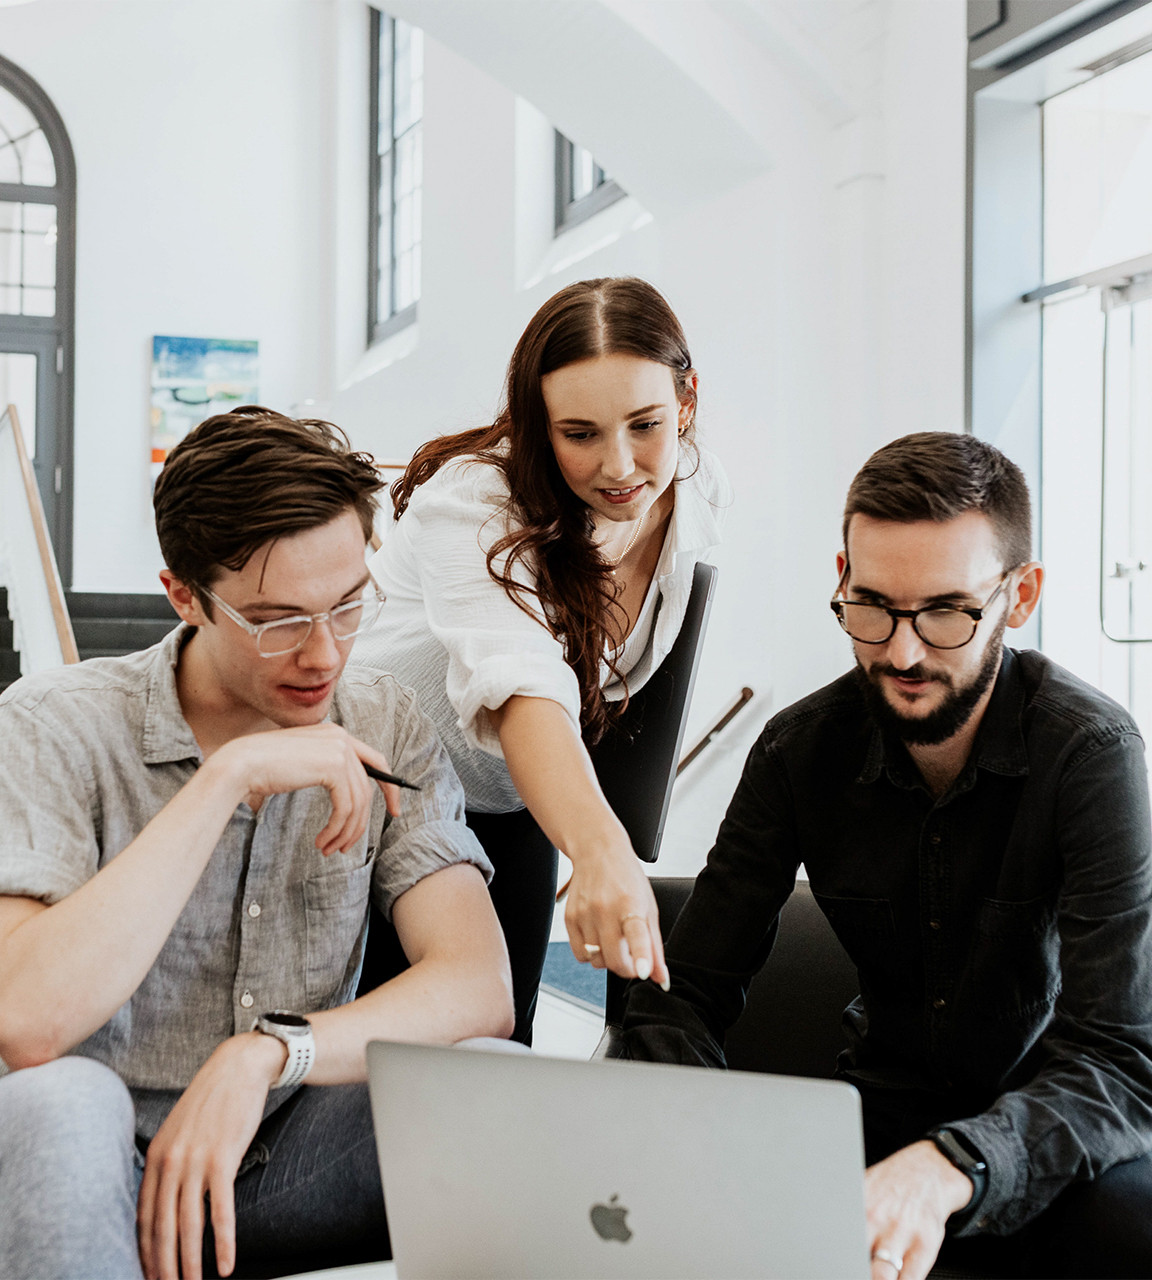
0,590,176,693
0,589,19,691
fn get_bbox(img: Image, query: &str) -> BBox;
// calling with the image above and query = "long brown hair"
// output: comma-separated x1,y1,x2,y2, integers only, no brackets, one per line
392,277,696,741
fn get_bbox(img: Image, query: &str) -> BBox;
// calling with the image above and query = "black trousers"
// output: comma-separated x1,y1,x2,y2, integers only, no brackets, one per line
357,807,558,1046
861,1084,1152,1279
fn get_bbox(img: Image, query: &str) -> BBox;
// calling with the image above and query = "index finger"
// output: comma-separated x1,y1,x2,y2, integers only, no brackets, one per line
619,914,661,982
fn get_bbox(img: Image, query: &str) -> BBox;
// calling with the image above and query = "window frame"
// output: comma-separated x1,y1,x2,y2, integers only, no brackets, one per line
0,52,75,586
368,6,421,345
553,130,625,235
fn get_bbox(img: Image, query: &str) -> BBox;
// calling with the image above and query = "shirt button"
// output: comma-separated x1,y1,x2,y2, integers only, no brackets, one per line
929,834,942,846
929,919,942,930
933,997,947,1009
248,902,262,918
240,991,254,1009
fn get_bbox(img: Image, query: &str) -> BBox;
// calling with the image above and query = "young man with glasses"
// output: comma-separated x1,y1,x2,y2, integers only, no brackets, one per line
0,407,513,1280
620,432,1152,1280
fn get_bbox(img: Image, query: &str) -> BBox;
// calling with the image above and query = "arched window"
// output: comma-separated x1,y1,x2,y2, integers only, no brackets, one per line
0,54,75,584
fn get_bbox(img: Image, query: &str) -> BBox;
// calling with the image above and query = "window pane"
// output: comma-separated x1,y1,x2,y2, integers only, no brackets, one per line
395,249,415,312
21,285,54,316
377,14,393,150
393,22,423,136
371,10,422,332
0,86,54,187
0,352,37,458
0,87,37,150
0,228,20,287
21,202,54,234
575,148,596,200
0,284,18,313
0,202,20,233
1043,48,1152,282
21,206,55,289
20,128,54,187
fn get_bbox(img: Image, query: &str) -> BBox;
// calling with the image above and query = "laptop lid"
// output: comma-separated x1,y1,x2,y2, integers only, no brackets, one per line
589,561,717,863
367,1041,869,1280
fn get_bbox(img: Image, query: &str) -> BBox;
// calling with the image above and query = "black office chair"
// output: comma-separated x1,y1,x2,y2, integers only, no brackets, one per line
596,876,859,1076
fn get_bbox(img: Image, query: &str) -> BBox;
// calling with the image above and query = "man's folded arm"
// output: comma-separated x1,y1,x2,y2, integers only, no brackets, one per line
0,730,258,1070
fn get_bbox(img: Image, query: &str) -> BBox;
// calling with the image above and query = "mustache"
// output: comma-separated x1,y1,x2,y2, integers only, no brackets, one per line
870,662,949,684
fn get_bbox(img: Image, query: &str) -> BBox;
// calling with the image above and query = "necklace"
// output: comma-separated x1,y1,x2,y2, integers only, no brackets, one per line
606,515,644,574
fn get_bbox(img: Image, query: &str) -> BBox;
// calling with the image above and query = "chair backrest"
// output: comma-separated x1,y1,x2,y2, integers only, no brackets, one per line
589,561,717,863
606,876,861,1078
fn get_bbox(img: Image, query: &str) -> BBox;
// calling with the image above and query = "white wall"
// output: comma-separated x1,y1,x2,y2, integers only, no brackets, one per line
0,0,346,594
0,0,968,871
328,0,969,869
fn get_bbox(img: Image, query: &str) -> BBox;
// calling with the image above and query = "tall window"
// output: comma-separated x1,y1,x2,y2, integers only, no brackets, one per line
1034,40,1152,734
0,53,75,585
554,131,624,234
969,5,1152,740
369,9,423,344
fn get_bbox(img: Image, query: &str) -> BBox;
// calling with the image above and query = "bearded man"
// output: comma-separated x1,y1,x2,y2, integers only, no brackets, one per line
618,432,1152,1280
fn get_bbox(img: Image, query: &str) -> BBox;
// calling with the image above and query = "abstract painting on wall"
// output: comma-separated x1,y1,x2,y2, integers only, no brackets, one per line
150,335,258,483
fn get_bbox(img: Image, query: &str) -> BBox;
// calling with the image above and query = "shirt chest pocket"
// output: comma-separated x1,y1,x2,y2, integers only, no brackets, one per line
302,860,374,1009
969,895,1060,1020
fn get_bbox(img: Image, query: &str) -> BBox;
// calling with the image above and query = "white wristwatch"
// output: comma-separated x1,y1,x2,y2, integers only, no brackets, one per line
252,1011,315,1089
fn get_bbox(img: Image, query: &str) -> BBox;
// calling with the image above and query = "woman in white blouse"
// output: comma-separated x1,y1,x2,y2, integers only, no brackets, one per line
356,277,728,1042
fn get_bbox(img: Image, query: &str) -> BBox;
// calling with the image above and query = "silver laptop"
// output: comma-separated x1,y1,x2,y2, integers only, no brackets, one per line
366,1041,869,1279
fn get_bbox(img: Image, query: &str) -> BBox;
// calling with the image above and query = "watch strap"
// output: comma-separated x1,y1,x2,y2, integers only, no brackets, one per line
929,1128,989,1231
252,1012,315,1089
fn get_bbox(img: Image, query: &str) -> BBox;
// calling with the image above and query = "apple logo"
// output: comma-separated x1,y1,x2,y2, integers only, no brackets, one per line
590,1193,632,1243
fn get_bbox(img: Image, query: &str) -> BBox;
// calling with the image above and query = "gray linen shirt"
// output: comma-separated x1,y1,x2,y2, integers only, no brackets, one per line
0,626,493,1137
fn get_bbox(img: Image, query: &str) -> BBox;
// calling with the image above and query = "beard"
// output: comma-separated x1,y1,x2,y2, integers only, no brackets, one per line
854,615,1007,746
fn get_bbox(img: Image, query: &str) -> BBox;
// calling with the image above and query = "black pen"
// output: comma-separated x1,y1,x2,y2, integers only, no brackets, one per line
362,762,422,791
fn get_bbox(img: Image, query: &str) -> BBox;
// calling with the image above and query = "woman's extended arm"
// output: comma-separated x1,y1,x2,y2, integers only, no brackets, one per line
489,694,668,987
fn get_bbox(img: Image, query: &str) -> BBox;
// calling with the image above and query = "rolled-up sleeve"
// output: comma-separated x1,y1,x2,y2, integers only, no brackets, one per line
376,461,581,755
364,679,495,918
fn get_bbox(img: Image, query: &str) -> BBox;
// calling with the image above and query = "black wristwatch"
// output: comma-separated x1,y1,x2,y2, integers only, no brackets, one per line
929,1128,989,1231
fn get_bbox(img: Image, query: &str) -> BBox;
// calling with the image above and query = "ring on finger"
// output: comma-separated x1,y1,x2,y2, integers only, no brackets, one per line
872,1248,903,1273
619,913,645,927
583,943,602,955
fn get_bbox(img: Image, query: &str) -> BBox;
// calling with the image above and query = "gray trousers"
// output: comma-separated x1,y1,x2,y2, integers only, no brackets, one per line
0,1056,390,1280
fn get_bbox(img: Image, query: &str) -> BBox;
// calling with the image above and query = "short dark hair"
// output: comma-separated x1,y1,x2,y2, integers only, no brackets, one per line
153,406,383,603
842,431,1032,570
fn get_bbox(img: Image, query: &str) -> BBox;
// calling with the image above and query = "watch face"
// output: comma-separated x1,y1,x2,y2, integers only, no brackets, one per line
265,1011,310,1029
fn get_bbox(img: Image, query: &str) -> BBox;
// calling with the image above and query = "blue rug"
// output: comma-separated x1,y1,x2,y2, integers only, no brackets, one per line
540,941,606,1013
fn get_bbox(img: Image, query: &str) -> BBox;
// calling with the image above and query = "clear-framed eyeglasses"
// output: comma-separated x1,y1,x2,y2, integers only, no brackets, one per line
199,580,386,657
830,571,1012,651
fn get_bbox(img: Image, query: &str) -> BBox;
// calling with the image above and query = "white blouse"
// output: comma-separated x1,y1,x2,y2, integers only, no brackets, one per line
353,446,730,813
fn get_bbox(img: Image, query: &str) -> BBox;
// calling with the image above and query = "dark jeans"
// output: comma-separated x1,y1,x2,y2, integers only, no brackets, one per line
201,1081,389,1279
468,806,559,1046
861,1084,1152,1279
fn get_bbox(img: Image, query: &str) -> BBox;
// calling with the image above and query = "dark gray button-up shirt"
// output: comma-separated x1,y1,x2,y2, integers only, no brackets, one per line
0,626,492,1136
621,648,1152,1235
